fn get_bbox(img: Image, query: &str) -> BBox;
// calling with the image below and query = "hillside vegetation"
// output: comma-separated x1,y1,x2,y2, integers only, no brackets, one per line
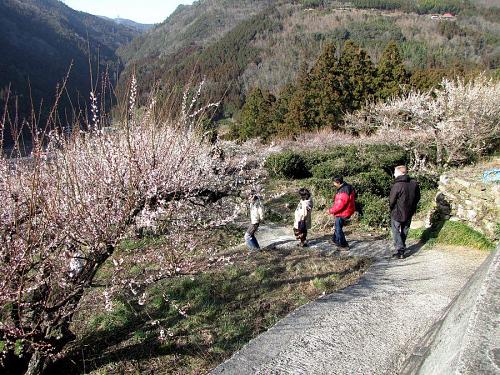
0,0,141,148
118,0,500,120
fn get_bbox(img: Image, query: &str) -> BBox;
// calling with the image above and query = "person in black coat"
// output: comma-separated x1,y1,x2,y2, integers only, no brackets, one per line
389,165,420,259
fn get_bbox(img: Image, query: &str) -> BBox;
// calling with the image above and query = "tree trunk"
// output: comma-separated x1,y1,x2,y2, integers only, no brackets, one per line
25,351,47,375
434,130,443,167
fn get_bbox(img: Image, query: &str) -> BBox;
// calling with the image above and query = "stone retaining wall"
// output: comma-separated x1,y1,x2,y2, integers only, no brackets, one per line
437,162,500,240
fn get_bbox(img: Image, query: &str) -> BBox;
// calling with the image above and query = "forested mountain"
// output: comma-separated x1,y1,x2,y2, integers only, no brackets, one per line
116,0,282,115
0,0,140,147
118,0,279,64
2,0,498,146
99,16,154,33
118,0,499,121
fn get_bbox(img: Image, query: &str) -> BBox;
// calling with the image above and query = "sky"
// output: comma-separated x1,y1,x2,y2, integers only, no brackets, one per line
62,0,196,24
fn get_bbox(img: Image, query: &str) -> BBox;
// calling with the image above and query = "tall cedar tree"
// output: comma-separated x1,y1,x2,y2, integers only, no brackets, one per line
242,42,415,141
283,63,317,136
272,83,296,137
309,43,347,130
337,41,376,112
375,41,409,101
235,87,276,141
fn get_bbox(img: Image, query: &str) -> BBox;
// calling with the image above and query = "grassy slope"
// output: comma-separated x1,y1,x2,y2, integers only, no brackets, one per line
59,224,370,374
409,220,496,251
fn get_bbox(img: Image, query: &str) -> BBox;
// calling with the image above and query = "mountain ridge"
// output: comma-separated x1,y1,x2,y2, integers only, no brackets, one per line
117,0,499,119
98,16,154,33
0,0,141,148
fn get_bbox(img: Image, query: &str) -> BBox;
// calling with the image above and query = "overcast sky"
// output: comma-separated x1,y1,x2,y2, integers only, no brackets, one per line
62,0,196,24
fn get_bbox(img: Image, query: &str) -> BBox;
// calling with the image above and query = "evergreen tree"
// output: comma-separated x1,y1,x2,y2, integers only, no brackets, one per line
283,64,317,137
272,83,295,135
375,41,409,101
337,41,376,112
309,43,345,130
235,87,276,141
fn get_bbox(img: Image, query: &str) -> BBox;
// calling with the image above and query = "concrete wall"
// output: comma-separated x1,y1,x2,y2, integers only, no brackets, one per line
410,248,499,374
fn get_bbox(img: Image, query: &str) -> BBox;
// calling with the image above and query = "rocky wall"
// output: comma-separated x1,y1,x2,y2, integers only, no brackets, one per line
437,166,499,240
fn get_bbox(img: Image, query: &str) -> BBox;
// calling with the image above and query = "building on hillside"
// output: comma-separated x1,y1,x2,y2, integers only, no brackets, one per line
429,13,456,21
442,13,456,20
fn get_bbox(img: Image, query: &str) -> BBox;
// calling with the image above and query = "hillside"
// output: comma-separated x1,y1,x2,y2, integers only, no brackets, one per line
99,16,154,33
117,0,278,64
116,0,284,113
0,0,140,148
117,0,500,118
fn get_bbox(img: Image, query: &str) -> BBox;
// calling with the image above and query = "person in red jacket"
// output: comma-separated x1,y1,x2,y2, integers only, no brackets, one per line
329,176,356,248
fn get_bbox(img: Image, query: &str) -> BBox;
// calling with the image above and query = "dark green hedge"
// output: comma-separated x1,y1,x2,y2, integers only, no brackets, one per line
356,193,390,228
347,169,393,196
265,144,436,228
264,151,308,179
265,144,410,180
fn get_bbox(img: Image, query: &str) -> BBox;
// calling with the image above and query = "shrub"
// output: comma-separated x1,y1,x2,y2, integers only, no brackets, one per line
414,173,438,191
361,145,409,173
301,0,325,8
267,145,410,183
302,151,336,172
311,159,349,179
347,169,392,196
357,193,390,228
415,189,437,217
307,178,336,201
265,209,286,223
302,146,358,169
265,151,308,179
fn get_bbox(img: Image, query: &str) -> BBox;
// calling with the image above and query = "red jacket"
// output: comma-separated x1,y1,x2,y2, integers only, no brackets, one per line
329,183,356,218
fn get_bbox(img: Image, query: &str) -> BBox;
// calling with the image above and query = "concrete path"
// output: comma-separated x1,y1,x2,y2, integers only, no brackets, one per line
213,226,487,375
251,224,390,259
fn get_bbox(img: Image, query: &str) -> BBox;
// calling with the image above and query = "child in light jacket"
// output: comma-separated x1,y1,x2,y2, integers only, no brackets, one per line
245,192,264,250
294,188,313,247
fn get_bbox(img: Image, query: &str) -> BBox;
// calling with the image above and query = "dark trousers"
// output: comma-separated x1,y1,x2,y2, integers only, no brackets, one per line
333,217,348,247
245,235,260,250
245,223,260,250
391,218,411,254
294,227,307,244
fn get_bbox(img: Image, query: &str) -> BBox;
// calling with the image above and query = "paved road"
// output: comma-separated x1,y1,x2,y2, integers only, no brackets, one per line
213,227,486,375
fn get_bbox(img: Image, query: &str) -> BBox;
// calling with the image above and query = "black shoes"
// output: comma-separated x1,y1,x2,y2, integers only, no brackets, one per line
331,239,349,248
335,243,349,250
392,252,405,259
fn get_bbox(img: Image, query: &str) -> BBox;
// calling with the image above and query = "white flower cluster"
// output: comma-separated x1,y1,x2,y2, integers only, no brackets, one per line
0,77,236,356
346,75,500,167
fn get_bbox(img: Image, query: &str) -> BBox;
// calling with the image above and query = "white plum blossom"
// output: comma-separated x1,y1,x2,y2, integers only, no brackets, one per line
345,75,500,168
0,78,237,370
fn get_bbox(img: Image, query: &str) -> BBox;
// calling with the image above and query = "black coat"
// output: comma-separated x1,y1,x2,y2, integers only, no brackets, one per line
389,175,420,223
